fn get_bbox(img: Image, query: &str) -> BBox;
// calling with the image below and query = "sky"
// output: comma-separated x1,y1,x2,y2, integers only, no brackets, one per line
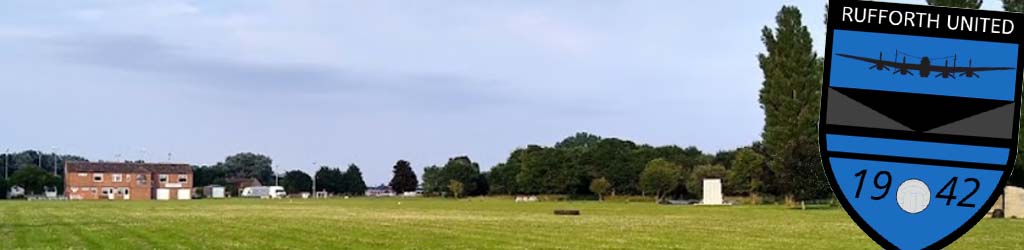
0,1,1007,185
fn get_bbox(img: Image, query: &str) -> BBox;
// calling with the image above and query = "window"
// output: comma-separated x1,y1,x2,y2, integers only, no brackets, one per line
101,188,113,195
178,175,188,183
112,174,123,182
159,174,168,183
77,173,87,177
137,174,148,185
93,173,103,182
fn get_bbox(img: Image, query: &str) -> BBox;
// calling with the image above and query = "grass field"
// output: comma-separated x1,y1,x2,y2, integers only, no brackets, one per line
1,198,1023,249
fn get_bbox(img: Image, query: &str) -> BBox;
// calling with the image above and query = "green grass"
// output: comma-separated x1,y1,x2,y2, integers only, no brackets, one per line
1,198,1023,249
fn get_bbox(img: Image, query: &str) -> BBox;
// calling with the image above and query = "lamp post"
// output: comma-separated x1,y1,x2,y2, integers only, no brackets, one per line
311,162,318,199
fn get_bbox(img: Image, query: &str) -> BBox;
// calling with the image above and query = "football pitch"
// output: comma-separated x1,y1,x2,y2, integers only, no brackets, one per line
1,198,1023,249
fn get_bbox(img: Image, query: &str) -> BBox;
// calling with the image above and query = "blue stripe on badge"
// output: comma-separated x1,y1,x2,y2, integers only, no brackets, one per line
825,134,1009,165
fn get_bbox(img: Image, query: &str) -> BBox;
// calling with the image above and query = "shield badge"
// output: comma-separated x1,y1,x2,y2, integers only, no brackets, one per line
823,2,1024,249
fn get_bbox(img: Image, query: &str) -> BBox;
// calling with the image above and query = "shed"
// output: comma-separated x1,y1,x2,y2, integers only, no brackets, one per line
204,185,226,199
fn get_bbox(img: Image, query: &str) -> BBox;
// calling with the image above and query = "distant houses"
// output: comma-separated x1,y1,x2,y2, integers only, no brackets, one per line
365,185,394,197
64,162,193,200
365,184,423,197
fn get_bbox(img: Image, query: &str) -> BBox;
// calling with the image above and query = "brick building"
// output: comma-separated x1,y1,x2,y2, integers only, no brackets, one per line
64,162,193,200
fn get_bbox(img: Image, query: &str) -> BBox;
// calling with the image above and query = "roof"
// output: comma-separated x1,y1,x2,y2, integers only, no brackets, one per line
65,162,192,174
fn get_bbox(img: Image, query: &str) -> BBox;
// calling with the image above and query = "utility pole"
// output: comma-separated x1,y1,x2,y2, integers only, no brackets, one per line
311,162,317,199
274,165,279,186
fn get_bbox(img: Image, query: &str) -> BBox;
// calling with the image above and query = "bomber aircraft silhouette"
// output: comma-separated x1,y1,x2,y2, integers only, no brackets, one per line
837,51,1014,79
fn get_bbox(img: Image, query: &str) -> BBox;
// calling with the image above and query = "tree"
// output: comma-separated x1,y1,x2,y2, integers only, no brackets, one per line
927,0,983,9
590,177,611,201
281,170,312,194
422,165,444,194
515,145,583,195
448,180,464,199
487,163,519,195
440,156,482,196
222,153,275,185
580,138,641,195
0,178,8,199
555,132,603,149
341,164,367,196
1006,0,1024,12
758,6,829,201
315,166,344,194
389,160,419,193
687,165,728,199
9,165,59,195
639,159,680,202
1005,0,1024,188
193,164,228,187
726,148,768,195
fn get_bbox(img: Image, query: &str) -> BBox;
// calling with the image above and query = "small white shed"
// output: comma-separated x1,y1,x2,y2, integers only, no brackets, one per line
204,185,226,199
702,178,724,205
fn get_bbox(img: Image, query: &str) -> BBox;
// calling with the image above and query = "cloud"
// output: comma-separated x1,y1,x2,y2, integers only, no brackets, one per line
40,33,578,113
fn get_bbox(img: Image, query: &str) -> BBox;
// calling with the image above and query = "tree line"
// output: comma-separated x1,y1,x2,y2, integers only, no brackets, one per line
191,153,368,196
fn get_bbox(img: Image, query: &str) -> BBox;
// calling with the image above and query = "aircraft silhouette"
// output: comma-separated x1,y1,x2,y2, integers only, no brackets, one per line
837,51,1013,79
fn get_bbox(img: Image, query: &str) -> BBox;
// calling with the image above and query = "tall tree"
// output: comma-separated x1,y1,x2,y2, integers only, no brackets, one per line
726,148,768,195
222,153,274,185
440,156,482,196
639,158,680,203
281,170,312,194
1006,0,1024,12
389,160,419,193
341,164,367,196
1004,0,1024,187
927,0,984,8
315,166,344,194
422,165,444,194
758,6,829,201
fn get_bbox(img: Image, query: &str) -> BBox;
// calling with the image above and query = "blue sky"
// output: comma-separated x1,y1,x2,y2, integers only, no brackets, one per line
0,1,1006,184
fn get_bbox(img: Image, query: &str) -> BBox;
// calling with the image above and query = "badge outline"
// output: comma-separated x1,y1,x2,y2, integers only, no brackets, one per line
821,1,1024,249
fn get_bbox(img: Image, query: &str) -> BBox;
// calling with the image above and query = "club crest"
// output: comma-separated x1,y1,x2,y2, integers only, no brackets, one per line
823,2,1024,249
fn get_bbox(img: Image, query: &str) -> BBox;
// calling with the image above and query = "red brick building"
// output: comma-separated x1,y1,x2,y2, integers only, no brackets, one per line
65,162,193,200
